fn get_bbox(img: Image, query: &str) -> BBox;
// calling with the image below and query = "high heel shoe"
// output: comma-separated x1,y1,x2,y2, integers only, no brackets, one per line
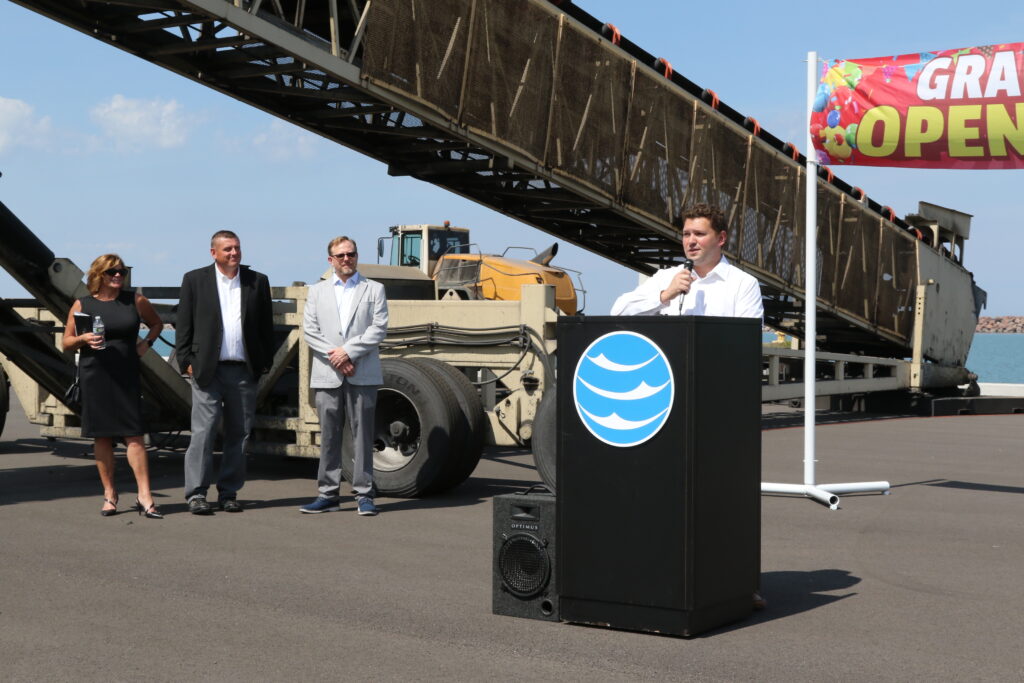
100,497,118,517
135,499,164,519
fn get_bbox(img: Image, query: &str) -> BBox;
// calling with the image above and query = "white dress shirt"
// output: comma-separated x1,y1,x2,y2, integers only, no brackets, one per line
610,257,764,319
216,268,246,361
333,271,362,337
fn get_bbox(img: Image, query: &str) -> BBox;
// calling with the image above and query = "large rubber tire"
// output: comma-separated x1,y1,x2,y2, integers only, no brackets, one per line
408,358,486,488
531,386,557,492
401,359,471,495
0,365,9,440
341,358,461,498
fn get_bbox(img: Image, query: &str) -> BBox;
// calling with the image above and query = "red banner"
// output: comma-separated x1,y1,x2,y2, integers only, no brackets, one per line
810,45,1024,169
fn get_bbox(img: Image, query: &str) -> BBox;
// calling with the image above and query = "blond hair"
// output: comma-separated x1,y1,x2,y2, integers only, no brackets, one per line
327,236,358,255
85,254,126,295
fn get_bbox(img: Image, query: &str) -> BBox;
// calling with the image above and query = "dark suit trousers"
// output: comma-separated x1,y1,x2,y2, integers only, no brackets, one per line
184,363,256,500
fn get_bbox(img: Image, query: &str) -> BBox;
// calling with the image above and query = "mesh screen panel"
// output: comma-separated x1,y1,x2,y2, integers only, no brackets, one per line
461,1,556,160
689,110,753,258
363,0,472,117
833,202,879,324
737,192,764,269
546,22,631,197
621,69,694,223
856,210,883,324
744,145,802,287
817,187,844,303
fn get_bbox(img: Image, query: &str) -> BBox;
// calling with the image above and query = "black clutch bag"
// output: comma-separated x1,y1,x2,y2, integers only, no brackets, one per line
63,311,91,413
64,363,82,413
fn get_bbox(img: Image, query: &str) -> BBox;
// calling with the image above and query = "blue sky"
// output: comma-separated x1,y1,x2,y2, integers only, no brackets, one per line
1,0,1022,316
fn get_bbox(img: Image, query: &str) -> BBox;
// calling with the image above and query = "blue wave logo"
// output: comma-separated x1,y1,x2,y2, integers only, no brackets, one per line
572,331,674,447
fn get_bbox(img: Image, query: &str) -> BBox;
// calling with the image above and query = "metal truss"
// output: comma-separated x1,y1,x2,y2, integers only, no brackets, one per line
11,0,912,356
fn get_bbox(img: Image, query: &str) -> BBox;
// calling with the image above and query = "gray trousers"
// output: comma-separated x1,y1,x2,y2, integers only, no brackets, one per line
315,383,378,500
184,363,256,500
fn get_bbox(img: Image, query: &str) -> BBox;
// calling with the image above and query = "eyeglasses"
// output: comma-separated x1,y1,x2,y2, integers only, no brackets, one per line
331,252,357,260
104,268,128,277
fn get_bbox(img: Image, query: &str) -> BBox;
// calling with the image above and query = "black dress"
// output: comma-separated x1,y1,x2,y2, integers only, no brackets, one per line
78,291,144,438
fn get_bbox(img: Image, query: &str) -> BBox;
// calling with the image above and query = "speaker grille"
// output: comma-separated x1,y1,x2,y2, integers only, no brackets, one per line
498,534,551,598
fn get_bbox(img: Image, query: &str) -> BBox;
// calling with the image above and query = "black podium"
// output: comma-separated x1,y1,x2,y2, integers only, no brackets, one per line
556,315,761,636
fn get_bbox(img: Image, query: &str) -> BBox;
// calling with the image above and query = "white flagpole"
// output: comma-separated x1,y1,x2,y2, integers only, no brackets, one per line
804,50,818,490
761,52,890,508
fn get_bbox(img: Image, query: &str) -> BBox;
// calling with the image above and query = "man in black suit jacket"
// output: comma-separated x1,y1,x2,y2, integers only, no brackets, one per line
176,230,274,514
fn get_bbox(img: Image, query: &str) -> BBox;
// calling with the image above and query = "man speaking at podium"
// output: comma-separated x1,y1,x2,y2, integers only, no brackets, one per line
611,203,763,320
610,202,767,611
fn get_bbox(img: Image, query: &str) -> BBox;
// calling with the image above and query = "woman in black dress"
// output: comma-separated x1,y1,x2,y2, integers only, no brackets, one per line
62,254,165,518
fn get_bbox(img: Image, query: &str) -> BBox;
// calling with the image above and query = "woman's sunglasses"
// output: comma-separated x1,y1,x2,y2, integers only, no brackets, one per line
104,268,128,277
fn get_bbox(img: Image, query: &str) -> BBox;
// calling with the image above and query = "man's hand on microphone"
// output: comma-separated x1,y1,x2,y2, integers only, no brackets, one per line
660,268,694,304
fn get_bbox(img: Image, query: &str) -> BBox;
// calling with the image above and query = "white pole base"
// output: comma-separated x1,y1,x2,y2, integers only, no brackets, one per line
762,482,839,509
762,481,891,510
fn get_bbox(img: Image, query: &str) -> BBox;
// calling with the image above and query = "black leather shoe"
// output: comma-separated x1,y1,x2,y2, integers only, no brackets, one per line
188,496,213,515
219,498,243,513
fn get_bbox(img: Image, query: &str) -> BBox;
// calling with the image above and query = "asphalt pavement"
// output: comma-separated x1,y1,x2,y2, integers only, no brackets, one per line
2,403,1023,681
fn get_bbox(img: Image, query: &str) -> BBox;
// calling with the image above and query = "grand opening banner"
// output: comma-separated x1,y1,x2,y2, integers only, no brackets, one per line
810,45,1024,169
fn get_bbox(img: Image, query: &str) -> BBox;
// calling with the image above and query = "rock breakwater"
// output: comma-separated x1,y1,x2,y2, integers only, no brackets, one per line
976,316,1024,333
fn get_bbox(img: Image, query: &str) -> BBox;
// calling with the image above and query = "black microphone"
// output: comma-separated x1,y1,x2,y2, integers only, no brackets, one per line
677,257,694,314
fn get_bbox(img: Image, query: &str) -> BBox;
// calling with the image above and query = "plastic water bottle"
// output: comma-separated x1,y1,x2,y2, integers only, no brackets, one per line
93,315,106,350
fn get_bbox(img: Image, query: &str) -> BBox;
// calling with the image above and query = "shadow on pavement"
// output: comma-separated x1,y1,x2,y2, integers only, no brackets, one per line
891,478,1024,495
709,568,861,636
928,479,1024,495
1,433,540,512
0,439,317,507
0,438,59,455
761,411,921,430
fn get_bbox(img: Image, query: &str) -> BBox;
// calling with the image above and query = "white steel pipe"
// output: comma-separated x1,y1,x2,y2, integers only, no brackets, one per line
762,482,839,509
804,50,818,487
762,483,811,495
758,53,890,512
819,481,891,495
805,485,840,509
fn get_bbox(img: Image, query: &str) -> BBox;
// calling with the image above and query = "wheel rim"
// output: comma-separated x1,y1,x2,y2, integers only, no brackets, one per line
372,387,421,472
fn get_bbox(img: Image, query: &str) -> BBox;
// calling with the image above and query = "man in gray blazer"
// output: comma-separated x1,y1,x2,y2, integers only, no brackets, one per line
300,236,388,516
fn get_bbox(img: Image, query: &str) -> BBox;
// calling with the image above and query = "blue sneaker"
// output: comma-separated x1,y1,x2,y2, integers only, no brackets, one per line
357,498,378,516
299,496,340,514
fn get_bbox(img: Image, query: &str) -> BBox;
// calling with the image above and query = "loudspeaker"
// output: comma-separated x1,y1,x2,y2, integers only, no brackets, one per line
492,488,558,621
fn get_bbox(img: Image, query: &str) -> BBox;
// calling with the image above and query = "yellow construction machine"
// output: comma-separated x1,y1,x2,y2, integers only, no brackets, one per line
377,222,580,314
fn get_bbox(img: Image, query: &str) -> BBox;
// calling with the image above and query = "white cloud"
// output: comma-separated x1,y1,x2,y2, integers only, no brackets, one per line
251,119,322,160
89,94,189,150
0,97,52,153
